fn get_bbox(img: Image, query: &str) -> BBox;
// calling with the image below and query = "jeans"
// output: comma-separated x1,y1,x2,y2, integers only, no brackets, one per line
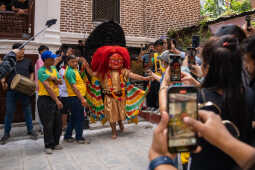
37,96,62,149
64,97,84,140
4,90,33,135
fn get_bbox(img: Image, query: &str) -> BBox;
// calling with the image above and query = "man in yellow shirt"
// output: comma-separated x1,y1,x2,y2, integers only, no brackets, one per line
146,40,165,112
37,50,63,154
64,55,89,144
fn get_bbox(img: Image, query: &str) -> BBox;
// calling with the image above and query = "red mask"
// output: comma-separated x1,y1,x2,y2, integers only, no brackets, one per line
109,53,124,70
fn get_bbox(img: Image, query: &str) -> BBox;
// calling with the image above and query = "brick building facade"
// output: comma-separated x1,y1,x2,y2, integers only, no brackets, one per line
60,0,201,46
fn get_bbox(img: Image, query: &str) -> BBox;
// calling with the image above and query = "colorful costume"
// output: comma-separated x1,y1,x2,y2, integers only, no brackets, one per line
83,21,150,125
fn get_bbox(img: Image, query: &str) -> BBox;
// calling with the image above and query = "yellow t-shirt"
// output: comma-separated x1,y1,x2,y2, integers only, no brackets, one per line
65,66,86,97
153,53,166,76
38,66,60,96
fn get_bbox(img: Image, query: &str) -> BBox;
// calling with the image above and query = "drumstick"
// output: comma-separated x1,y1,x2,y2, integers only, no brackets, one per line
18,19,57,49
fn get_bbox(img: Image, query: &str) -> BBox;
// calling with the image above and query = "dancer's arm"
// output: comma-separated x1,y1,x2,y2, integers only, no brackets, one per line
128,71,152,81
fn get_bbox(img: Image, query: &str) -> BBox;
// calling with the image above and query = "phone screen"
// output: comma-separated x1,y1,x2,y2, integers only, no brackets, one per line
170,55,181,82
187,48,196,65
168,89,197,151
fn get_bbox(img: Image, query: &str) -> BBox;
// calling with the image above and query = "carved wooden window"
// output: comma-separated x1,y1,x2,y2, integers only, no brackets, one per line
93,0,120,23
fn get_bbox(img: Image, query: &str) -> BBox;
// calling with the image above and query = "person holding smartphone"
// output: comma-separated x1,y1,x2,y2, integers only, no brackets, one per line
161,35,254,170
148,110,255,170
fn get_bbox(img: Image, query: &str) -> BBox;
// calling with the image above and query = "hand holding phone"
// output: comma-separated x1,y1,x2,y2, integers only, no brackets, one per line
167,86,198,153
169,54,182,82
187,47,197,67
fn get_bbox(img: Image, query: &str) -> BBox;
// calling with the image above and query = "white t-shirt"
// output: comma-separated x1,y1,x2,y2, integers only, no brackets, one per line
59,67,68,97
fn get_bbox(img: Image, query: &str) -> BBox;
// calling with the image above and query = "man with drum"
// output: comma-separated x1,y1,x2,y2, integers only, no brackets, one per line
0,43,38,145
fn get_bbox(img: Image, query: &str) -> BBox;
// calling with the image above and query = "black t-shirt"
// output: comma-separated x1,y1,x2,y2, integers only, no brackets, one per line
190,88,254,170
12,0,28,9
7,57,34,87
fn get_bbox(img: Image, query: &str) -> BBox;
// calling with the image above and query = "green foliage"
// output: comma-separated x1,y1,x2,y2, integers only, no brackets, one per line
201,0,252,18
231,0,251,13
201,0,219,18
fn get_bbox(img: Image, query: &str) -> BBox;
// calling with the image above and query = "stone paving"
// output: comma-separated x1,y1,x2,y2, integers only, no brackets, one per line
0,122,155,170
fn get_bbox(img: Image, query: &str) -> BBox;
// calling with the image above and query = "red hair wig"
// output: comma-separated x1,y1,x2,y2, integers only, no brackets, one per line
91,46,131,77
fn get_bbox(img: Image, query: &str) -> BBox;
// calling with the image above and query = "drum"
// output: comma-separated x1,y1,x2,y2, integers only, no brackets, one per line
10,74,36,96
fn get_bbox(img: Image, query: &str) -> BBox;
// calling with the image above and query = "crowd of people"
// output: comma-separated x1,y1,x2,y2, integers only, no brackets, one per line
148,23,255,170
1,19,255,170
0,0,28,14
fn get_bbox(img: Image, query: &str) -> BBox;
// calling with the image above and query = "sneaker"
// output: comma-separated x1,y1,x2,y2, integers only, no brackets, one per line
28,130,38,140
45,148,53,154
64,137,75,143
0,134,9,145
76,138,90,144
54,145,63,150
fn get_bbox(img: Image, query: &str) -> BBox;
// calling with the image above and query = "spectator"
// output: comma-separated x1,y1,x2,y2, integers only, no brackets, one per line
35,45,49,91
55,47,73,71
140,43,154,70
0,43,38,145
35,45,49,133
215,24,247,43
11,0,28,15
37,50,63,154
148,110,255,170
0,0,12,11
146,40,164,112
63,55,89,144
242,35,255,145
178,35,254,170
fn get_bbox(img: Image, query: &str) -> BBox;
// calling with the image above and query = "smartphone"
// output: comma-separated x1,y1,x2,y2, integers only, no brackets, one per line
246,15,251,31
187,47,196,66
169,54,181,82
167,86,198,153
192,35,200,48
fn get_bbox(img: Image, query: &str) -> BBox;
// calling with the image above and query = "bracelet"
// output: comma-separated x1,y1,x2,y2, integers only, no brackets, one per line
148,156,177,170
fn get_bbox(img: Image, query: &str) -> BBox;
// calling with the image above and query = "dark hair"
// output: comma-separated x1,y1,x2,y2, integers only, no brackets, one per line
154,39,164,47
167,39,177,49
67,55,76,62
78,40,82,44
12,43,23,49
215,24,247,43
55,50,61,56
242,35,255,60
38,45,49,53
201,35,249,140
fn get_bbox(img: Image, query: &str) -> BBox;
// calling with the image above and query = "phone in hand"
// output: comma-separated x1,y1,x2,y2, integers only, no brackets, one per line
246,15,252,32
169,54,182,82
167,86,198,153
187,47,197,67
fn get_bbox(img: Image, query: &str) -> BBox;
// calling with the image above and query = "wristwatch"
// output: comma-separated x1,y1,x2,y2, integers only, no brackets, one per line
149,156,177,170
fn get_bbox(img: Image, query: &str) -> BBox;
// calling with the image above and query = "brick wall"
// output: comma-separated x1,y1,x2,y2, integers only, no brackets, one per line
60,0,200,39
144,0,201,37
